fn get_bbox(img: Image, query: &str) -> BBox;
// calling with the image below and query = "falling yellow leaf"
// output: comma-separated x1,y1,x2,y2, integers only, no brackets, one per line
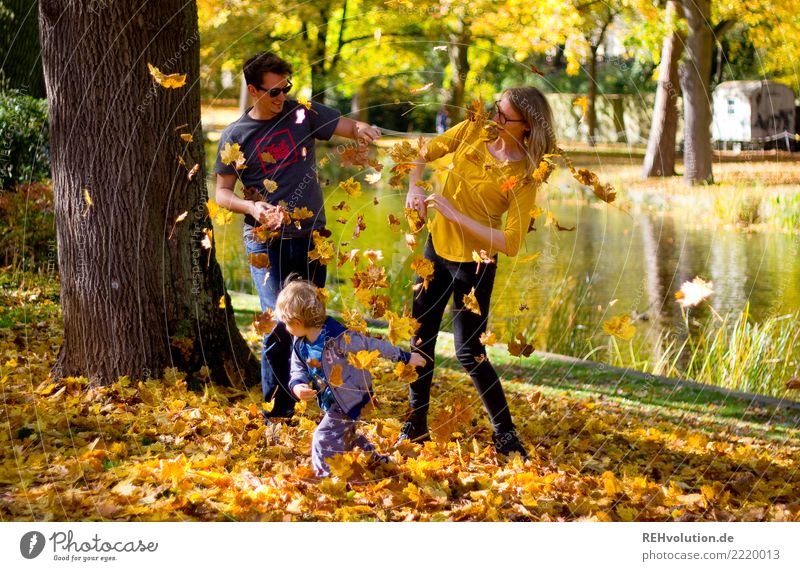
220,142,246,170
347,350,381,370
253,309,277,335
507,333,534,357
218,296,226,309
83,189,92,207
339,177,362,198
248,253,271,269
328,364,344,387
479,330,497,346
462,288,481,315
147,63,187,89
180,134,193,142
263,179,278,194
393,361,419,383
385,311,419,345
603,315,636,341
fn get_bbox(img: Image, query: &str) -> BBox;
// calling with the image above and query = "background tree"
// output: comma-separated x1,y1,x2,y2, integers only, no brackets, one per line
39,0,259,386
0,0,46,97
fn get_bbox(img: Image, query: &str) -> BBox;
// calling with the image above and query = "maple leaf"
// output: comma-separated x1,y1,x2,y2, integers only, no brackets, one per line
533,158,556,183
347,350,381,370
352,215,366,239
328,364,344,387
404,233,417,251
180,133,193,142
364,250,383,264
675,277,714,308
529,63,546,76
462,288,481,315
291,207,314,221
339,177,362,198
415,180,433,193
574,168,616,204
332,201,350,212
340,146,370,168
263,179,278,194
785,377,800,390
147,63,186,88
296,95,313,111
219,142,246,170
343,309,367,334
307,231,335,265
507,333,534,357
261,151,276,164
404,208,425,234
385,311,419,345
248,252,271,269
365,172,382,185
253,309,277,335
316,288,331,304
411,256,434,291
603,315,636,341
479,330,497,346
481,120,500,143
351,264,389,290
393,361,419,383
389,140,419,164
500,175,519,193
387,213,402,232
326,453,355,480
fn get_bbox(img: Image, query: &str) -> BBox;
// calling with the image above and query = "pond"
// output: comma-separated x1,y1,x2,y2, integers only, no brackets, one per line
208,142,800,360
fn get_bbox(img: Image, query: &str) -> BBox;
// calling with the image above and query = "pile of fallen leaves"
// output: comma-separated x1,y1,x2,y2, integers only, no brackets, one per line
2,280,799,522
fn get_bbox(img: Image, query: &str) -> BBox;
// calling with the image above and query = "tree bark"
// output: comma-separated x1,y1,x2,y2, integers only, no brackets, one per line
587,44,598,146
39,0,260,386
447,18,470,123
679,0,713,184
642,0,684,178
0,0,46,97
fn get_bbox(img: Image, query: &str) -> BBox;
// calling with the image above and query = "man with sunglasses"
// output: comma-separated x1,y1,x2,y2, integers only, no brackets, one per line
213,51,381,424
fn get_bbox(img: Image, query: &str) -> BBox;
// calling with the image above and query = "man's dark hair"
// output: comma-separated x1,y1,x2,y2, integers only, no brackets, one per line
243,52,293,87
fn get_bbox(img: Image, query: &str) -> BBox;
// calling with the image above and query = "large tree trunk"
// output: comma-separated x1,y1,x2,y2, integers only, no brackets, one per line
0,0,46,97
679,0,713,184
447,20,470,123
39,0,259,386
642,0,684,178
586,44,598,146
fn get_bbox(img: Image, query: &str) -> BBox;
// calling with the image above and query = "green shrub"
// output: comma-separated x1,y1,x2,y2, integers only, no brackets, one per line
0,91,49,189
0,181,57,272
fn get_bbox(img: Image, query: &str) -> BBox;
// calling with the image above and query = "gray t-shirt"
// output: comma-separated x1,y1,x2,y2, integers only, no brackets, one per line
214,99,341,236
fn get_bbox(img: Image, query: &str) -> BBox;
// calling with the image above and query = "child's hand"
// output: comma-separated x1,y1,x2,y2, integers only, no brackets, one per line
292,383,317,401
408,352,426,368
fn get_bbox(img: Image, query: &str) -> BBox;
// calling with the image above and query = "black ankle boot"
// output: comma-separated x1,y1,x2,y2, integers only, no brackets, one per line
492,429,529,459
396,415,430,444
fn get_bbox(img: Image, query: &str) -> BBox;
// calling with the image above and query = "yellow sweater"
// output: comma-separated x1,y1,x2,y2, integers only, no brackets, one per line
422,120,538,263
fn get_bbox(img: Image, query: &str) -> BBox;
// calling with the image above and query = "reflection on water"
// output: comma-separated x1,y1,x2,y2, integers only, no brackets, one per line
212,158,800,352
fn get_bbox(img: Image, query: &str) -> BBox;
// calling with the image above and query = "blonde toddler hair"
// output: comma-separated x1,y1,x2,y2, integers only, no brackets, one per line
275,278,326,327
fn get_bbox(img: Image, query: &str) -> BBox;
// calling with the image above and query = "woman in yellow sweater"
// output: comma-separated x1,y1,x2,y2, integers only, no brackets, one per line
401,87,557,457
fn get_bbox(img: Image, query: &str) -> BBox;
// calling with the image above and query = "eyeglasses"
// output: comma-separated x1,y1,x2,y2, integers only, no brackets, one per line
494,101,526,125
256,79,293,98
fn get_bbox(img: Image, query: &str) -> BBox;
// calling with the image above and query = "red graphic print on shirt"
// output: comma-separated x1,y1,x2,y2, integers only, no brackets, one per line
256,129,299,174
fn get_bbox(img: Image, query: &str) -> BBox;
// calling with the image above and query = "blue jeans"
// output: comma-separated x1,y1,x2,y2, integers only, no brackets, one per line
244,225,327,418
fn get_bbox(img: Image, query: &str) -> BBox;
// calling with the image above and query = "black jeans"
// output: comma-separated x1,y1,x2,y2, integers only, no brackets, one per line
409,238,515,434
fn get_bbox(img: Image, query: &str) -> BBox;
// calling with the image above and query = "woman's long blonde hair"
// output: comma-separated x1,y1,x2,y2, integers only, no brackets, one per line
503,86,558,178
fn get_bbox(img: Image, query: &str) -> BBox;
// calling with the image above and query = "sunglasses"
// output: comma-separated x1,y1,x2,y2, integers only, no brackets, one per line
494,101,526,125
256,79,293,98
